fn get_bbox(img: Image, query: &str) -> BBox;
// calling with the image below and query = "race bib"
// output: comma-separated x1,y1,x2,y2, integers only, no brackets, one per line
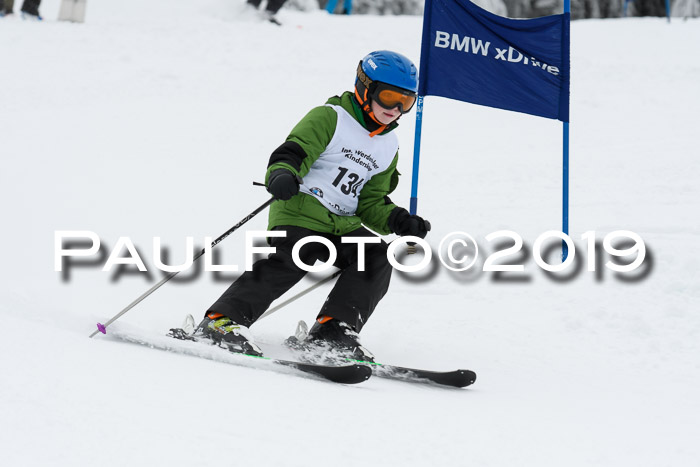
299,105,398,216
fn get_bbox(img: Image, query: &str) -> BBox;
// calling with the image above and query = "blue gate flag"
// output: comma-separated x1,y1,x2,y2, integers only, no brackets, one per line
418,0,570,122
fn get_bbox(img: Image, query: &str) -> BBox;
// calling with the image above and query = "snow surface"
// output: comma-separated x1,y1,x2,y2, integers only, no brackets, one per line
2,1,700,466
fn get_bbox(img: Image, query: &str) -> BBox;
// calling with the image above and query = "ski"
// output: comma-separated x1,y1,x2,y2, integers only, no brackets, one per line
284,333,476,388
105,325,371,385
166,327,371,384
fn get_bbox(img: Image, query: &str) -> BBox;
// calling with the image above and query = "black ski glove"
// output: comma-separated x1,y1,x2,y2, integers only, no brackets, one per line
267,169,302,201
388,207,431,239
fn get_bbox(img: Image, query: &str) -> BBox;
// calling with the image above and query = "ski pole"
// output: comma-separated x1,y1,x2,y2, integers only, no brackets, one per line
89,197,275,338
258,270,341,321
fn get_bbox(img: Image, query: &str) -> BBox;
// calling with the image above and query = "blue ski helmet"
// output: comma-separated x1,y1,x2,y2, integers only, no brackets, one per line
355,51,418,116
356,50,418,93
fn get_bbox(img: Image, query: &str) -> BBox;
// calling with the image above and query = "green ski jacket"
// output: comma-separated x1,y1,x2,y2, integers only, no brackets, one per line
265,91,401,236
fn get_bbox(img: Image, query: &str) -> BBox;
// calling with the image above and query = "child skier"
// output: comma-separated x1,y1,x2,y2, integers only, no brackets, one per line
195,50,431,361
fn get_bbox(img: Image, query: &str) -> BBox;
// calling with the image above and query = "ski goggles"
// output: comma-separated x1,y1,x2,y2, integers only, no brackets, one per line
370,82,417,114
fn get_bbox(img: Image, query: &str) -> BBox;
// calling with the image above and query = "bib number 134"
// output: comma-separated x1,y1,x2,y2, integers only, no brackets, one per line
332,167,364,198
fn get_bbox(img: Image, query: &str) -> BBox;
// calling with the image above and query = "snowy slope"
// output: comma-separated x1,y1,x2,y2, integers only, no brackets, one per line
1,1,700,466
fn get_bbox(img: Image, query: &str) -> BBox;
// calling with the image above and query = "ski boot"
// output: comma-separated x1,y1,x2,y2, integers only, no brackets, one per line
20,11,42,21
286,317,375,363
193,312,263,357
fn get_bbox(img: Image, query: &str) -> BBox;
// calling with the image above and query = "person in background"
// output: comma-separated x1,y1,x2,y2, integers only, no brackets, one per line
246,0,287,25
325,0,352,15
0,0,13,16
21,0,42,20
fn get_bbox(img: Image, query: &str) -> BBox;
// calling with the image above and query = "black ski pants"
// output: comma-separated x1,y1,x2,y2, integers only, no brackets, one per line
21,0,40,15
208,226,393,332
247,0,286,14
2,0,41,15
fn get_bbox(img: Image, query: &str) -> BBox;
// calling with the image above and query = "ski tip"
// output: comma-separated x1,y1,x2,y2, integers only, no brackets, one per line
358,364,373,381
96,323,107,334
457,369,477,388
343,364,372,384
